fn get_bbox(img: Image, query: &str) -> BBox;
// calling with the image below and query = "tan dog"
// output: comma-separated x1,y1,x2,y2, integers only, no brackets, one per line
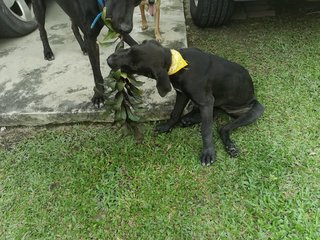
139,0,162,42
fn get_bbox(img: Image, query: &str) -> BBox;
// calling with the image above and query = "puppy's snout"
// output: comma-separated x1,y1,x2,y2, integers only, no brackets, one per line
107,55,117,69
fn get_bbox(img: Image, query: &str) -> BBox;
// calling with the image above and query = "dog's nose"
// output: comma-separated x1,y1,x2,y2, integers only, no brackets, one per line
107,55,119,70
107,56,114,67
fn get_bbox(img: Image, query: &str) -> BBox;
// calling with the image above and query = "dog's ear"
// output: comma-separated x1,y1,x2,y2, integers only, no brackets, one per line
152,68,172,97
141,39,161,46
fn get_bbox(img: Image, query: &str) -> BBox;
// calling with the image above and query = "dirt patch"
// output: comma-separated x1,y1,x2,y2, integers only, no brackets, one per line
0,126,42,150
0,123,110,151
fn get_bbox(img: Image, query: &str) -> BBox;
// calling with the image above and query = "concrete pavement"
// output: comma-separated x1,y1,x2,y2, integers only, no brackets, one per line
0,0,187,126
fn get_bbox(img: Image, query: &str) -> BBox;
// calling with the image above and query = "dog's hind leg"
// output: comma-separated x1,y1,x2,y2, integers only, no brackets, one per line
180,105,201,127
71,21,87,55
181,104,219,127
220,100,264,157
32,0,54,60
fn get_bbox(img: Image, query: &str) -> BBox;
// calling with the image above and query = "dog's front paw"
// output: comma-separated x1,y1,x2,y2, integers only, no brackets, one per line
180,112,201,127
155,34,163,43
91,87,105,108
44,51,55,61
155,122,172,133
141,22,148,30
200,147,216,166
92,95,105,108
226,144,239,158
82,47,88,55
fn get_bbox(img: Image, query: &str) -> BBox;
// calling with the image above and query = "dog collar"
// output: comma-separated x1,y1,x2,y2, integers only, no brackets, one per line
168,49,188,75
91,0,107,29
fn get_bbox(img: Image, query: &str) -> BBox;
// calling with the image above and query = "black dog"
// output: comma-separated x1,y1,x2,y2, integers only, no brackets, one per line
107,40,264,166
31,0,141,107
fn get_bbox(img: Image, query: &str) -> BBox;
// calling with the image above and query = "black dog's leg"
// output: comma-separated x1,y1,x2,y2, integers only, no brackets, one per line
122,33,139,46
180,105,201,127
32,0,54,60
220,100,264,157
156,91,189,133
199,101,215,166
181,105,220,127
71,21,87,55
84,34,105,107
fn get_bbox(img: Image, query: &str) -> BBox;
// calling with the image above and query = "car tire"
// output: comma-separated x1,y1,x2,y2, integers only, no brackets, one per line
0,0,37,37
190,0,235,27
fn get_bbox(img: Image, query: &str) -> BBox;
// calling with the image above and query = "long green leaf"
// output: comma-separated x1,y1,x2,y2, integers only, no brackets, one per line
117,81,126,91
101,30,119,43
128,76,144,87
120,72,128,79
102,7,107,21
127,107,140,122
103,18,114,31
110,70,121,79
106,79,116,90
120,105,127,120
113,92,124,110
115,41,124,52
128,83,143,97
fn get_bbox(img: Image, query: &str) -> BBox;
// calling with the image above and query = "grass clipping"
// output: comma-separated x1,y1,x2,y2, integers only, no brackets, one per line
99,10,144,141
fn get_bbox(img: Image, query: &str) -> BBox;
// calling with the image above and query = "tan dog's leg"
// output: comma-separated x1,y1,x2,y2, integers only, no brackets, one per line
140,1,148,30
155,0,162,42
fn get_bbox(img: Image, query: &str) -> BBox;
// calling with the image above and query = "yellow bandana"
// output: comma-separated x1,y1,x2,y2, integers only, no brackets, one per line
168,49,188,75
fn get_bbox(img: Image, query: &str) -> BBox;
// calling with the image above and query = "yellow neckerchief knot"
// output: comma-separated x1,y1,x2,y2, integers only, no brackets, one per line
168,49,188,75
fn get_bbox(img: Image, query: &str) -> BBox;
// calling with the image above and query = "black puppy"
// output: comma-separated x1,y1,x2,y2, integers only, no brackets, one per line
107,40,264,166
31,0,141,107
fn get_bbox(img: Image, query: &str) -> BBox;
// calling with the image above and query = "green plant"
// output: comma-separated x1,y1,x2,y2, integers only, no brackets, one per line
98,7,144,140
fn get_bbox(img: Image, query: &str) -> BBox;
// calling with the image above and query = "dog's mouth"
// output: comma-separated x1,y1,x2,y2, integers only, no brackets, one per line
148,4,156,16
107,60,117,70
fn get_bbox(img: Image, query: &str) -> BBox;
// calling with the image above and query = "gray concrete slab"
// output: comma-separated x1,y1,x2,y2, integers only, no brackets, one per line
0,0,187,126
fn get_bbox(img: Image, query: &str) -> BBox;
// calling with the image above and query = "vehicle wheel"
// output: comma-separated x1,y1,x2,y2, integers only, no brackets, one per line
190,0,235,27
0,0,37,37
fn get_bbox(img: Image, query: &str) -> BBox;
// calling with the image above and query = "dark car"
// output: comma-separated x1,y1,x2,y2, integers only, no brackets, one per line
0,0,37,37
190,0,320,27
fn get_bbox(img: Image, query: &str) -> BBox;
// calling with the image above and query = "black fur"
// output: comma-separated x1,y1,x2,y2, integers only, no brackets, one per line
107,40,264,166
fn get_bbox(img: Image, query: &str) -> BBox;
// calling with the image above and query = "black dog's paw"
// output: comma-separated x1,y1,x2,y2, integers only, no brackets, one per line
155,122,172,133
82,48,88,55
226,144,239,158
92,87,105,108
92,96,105,108
44,51,55,61
91,94,104,109
180,113,201,127
200,147,216,166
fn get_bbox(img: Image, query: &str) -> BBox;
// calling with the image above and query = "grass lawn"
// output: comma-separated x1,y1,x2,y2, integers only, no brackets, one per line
1,8,320,240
